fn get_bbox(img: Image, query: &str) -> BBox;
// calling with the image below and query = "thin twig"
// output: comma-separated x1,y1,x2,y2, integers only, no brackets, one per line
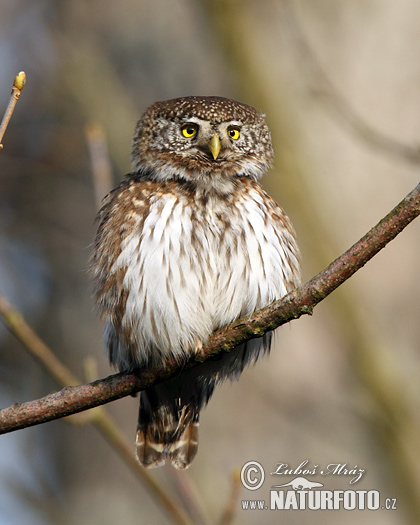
0,71,26,150
85,122,114,209
169,469,212,525
219,469,241,525
0,293,79,386
1,182,419,432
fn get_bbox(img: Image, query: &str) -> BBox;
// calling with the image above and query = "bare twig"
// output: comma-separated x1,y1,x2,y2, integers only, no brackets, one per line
169,469,212,525
1,182,419,432
0,293,79,387
220,469,241,525
0,71,26,150
85,122,114,208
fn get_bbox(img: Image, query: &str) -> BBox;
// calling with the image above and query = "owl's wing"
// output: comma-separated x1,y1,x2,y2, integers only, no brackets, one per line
90,176,152,367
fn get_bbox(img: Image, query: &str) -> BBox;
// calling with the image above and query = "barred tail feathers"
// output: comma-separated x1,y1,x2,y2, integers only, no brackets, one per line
136,392,199,469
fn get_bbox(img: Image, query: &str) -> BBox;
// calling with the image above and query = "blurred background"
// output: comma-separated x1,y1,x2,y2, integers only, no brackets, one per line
1,1,419,524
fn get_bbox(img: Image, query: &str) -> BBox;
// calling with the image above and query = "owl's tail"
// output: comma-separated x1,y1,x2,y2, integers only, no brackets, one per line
134,335,272,469
136,390,199,469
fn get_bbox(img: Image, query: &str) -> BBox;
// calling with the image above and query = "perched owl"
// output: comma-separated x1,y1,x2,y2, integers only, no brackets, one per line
91,96,301,469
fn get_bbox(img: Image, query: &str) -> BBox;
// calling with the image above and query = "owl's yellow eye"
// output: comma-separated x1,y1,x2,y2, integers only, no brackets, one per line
181,124,198,138
228,126,240,140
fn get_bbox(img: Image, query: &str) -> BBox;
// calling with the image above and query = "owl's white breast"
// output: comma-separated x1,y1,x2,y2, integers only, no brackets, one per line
109,184,299,367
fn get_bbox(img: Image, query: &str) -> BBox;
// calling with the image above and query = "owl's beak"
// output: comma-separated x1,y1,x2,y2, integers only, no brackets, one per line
208,134,221,160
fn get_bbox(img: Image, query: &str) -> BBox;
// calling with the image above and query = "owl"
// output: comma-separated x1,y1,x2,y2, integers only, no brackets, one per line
91,96,301,469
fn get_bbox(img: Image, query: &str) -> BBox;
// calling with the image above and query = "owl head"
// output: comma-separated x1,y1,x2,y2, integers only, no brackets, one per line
131,96,274,192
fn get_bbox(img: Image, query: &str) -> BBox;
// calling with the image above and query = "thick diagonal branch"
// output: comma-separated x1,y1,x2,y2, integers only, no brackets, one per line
1,182,419,434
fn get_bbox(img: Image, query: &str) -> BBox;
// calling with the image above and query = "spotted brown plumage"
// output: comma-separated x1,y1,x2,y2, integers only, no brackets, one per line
91,96,301,469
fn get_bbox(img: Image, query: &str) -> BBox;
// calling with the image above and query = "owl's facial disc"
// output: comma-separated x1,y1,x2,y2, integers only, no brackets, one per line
132,96,274,183
178,117,243,163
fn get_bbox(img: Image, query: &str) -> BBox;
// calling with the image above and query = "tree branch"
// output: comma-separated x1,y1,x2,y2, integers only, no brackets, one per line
1,182,419,434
